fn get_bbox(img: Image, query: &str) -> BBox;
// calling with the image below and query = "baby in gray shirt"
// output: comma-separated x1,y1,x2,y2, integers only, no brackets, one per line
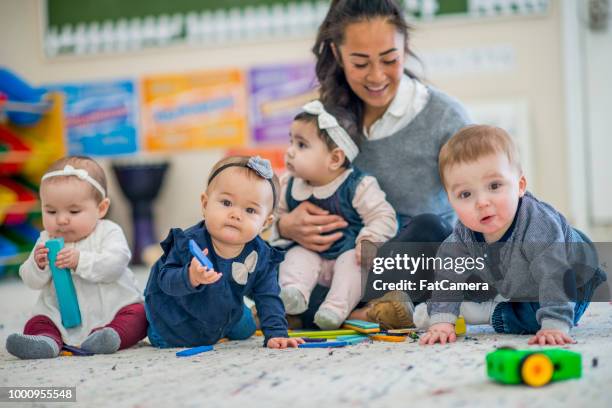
418,125,605,346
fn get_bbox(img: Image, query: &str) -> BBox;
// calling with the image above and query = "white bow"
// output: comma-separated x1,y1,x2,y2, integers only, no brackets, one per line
302,100,359,161
62,165,88,179
41,164,106,198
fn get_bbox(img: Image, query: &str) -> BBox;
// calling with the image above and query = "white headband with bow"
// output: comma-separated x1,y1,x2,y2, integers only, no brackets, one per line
302,100,359,162
41,165,106,198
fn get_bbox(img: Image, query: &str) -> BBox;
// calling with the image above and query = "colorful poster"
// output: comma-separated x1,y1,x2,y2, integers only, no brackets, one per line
45,80,138,156
248,63,318,144
141,69,248,151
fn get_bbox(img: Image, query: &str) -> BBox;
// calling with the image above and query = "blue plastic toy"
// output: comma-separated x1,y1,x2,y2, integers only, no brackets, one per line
45,238,82,328
176,345,214,357
298,340,348,349
0,67,49,125
188,239,214,269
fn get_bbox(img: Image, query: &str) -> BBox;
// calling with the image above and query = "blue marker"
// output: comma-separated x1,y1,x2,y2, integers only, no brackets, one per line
176,345,214,357
188,239,214,269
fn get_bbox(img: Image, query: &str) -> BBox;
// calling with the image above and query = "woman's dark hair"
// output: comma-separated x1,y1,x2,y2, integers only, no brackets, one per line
294,103,359,169
313,0,419,129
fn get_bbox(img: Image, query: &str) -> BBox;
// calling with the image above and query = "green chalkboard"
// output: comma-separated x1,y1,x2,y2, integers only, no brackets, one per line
43,0,549,57
46,0,318,28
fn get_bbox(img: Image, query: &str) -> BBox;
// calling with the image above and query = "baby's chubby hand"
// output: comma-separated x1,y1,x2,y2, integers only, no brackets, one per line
528,329,575,346
188,248,222,288
55,247,80,270
34,244,49,270
419,322,457,346
266,337,305,349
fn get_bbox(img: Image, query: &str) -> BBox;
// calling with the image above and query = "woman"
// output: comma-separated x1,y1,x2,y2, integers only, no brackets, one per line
274,0,471,328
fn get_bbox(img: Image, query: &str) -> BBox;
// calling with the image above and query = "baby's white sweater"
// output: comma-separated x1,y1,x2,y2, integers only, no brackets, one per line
19,220,143,345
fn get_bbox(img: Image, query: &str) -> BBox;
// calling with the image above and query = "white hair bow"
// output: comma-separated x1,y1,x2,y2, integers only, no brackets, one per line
302,100,359,161
41,165,106,198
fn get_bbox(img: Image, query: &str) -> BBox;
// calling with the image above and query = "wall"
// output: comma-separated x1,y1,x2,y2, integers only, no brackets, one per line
0,0,575,245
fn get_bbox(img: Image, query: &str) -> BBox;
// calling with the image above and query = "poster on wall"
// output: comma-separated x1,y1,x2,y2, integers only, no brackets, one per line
141,69,248,151
248,63,318,144
45,80,139,156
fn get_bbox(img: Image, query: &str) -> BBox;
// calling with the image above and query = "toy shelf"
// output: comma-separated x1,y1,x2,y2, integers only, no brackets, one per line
0,91,66,277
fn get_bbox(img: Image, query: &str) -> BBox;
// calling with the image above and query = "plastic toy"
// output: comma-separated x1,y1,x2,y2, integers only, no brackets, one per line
0,67,50,126
302,337,328,343
45,238,82,328
343,319,380,334
298,340,348,348
486,348,581,387
288,329,358,338
188,239,214,269
370,334,406,343
336,335,370,345
61,344,93,357
176,345,214,357
455,316,466,335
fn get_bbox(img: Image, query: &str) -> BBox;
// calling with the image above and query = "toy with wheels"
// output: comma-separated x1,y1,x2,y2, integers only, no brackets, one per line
486,348,581,387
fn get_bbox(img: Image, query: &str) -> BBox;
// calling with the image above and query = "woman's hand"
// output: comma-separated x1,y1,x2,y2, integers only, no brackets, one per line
277,201,347,252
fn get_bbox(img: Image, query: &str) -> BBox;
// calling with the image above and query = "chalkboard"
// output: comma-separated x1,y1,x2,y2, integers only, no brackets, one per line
43,0,550,57
46,0,314,28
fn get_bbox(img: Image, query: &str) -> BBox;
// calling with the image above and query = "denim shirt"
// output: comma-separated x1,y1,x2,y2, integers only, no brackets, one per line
145,221,288,346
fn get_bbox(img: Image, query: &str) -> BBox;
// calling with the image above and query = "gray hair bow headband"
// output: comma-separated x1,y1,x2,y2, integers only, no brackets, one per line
208,156,276,208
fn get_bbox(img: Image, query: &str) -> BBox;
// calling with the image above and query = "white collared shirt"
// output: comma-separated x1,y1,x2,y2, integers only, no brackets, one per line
363,75,430,140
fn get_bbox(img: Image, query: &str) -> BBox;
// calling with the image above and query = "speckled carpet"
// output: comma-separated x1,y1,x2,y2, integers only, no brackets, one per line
1,269,611,408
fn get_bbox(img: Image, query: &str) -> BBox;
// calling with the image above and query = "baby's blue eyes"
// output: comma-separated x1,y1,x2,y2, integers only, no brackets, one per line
459,191,471,199
490,182,501,190
246,208,256,214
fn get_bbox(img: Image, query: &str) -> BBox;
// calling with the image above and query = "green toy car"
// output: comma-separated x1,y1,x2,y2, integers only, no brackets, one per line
486,348,582,387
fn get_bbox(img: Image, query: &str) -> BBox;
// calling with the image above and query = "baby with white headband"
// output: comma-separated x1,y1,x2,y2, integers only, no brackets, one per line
273,100,399,329
6,156,146,360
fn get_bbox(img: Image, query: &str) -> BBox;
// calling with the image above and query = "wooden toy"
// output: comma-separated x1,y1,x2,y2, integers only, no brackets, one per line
486,348,581,387
176,345,214,357
384,328,417,336
46,238,82,328
342,319,380,334
188,239,214,269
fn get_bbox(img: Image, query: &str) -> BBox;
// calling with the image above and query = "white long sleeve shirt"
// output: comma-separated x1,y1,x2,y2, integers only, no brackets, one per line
19,220,143,346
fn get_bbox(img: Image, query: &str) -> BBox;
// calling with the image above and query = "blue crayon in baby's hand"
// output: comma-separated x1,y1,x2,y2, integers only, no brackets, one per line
188,239,214,269
45,238,82,328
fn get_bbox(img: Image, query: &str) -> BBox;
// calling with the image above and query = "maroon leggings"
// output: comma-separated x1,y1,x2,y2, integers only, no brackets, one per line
23,303,148,350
